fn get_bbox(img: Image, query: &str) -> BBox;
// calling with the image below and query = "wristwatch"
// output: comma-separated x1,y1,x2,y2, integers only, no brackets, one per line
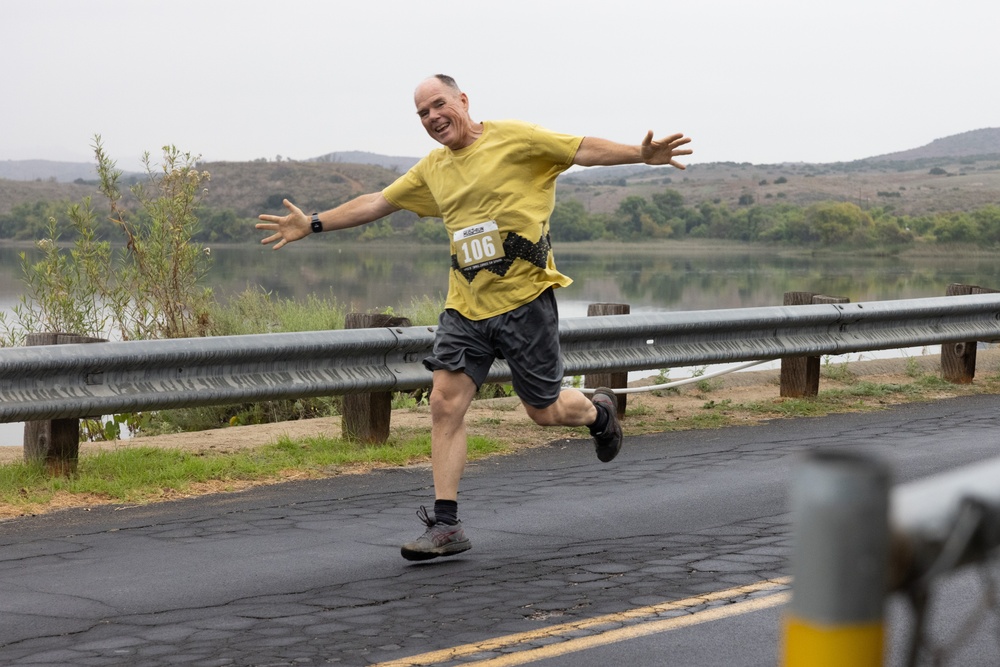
310,213,322,234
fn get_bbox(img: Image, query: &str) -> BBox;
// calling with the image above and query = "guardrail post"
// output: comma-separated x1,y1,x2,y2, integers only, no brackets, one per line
782,451,890,667
23,332,106,475
780,292,819,397
941,283,998,384
341,313,411,443
585,303,629,417
780,293,850,397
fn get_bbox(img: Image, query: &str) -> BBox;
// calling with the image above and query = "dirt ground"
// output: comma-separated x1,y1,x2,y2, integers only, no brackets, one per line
3,351,997,468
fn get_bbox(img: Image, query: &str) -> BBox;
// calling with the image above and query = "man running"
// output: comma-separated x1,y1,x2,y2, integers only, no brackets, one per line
257,74,692,560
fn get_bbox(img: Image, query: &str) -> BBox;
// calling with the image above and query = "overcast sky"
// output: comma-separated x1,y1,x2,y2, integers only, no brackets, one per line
5,0,998,171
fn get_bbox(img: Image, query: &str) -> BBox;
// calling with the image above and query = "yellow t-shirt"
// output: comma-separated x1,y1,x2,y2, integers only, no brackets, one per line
382,119,582,320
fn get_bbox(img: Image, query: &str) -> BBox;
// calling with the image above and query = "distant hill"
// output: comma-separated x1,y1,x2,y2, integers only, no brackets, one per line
310,151,419,173
0,160,97,183
4,128,1000,218
866,127,1000,162
199,160,406,218
561,127,1000,184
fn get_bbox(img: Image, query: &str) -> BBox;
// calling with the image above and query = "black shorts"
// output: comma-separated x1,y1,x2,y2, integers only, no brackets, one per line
423,288,564,409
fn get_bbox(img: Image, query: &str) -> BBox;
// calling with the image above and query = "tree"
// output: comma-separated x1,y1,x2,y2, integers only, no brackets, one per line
872,218,914,245
413,218,449,244
651,189,685,219
608,196,669,240
550,199,599,241
932,213,979,244
972,205,1000,245
805,202,872,245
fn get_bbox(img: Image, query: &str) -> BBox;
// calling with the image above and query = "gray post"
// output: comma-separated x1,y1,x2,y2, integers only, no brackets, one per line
782,450,890,666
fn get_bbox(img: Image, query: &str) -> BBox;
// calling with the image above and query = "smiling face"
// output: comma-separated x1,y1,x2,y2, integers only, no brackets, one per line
414,77,481,150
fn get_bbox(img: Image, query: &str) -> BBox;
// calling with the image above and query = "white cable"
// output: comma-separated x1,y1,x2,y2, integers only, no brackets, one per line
574,360,772,395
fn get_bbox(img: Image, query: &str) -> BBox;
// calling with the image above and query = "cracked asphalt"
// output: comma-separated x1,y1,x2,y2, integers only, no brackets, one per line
1,395,998,666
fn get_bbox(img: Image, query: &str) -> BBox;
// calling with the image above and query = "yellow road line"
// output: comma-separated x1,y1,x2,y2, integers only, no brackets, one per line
463,592,791,667
373,577,791,667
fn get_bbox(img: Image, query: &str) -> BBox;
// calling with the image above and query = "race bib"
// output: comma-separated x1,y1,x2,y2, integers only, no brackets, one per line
453,220,506,270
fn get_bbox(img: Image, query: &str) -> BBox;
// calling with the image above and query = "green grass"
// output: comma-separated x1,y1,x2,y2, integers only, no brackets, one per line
4,365,998,515
631,373,1000,434
0,434,504,509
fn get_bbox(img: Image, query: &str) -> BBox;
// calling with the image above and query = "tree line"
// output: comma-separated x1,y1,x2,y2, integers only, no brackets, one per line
3,187,1000,249
547,191,1000,248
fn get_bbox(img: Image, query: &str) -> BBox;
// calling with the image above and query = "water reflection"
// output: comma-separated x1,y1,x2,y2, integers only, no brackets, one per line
2,243,998,446
3,244,998,317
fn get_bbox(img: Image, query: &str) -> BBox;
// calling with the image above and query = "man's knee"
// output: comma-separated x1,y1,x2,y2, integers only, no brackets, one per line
430,372,476,419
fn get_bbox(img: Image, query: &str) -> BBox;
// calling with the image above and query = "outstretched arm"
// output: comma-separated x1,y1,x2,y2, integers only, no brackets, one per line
573,131,692,168
256,193,400,250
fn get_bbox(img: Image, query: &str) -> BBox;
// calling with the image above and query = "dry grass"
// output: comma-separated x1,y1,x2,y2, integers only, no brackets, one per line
6,156,1000,219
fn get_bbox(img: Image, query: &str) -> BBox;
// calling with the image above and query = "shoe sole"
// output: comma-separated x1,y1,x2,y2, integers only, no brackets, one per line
400,540,472,561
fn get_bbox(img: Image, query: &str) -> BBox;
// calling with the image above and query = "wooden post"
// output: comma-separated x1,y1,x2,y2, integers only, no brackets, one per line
941,283,999,384
584,303,629,417
23,332,106,476
780,292,819,398
341,313,411,443
780,293,850,398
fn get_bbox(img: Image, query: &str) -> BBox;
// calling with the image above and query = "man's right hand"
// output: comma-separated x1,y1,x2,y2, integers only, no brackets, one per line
256,199,311,250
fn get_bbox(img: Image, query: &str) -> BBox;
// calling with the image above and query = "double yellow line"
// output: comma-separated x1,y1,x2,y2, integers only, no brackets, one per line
373,577,791,667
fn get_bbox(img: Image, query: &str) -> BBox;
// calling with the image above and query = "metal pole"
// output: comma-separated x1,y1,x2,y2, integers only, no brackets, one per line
782,451,890,667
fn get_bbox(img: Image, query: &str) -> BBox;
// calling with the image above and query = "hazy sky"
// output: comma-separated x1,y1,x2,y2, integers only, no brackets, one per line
5,0,998,171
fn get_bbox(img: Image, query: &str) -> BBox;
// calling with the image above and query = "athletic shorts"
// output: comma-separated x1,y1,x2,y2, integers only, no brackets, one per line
423,288,564,409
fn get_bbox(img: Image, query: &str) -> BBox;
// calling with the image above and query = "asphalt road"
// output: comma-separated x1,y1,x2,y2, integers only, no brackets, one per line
1,395,999,667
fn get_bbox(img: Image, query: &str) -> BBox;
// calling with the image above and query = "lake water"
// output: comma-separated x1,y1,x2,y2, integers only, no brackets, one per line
3,242,999,446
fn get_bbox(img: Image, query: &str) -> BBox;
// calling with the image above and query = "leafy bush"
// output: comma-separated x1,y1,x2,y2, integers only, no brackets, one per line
1,138,213,346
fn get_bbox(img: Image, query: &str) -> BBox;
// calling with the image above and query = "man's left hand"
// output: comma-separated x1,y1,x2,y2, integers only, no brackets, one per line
640,131,693,169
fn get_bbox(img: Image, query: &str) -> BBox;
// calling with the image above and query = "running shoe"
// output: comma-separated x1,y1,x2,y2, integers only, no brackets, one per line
591,387,623,462
400,506,472,561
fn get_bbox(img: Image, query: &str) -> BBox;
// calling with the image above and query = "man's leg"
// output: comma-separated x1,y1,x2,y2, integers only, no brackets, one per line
400,369,477,561
521,387,596,427
523,387,623,463
429,368,478,500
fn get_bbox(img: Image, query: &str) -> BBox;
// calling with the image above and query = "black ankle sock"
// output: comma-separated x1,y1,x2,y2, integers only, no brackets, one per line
434,499,458,525
589,402,610,435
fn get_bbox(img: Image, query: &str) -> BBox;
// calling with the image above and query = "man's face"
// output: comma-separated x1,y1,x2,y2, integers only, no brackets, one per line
414,79,475,150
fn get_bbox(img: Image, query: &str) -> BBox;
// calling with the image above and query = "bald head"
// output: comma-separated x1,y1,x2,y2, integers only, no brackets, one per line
414,74,482,150
417,74,462,95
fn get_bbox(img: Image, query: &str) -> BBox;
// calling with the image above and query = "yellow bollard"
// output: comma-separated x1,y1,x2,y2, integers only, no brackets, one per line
781,451,890,667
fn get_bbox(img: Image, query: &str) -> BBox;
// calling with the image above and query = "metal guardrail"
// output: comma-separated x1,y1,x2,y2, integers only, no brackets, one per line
891,456,1000,587
1,293,999,423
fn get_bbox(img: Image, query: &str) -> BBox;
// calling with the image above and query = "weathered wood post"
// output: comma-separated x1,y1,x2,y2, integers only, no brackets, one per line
940,283,999,384
780,293,850,397
780,292,819,398
341,313,411,443
23,332,106,476
584,303,629,417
